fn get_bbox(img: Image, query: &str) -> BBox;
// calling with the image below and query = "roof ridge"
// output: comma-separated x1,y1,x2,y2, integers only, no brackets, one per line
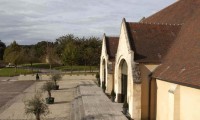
105,36,119,38
104,34,119,38
127,21,183,26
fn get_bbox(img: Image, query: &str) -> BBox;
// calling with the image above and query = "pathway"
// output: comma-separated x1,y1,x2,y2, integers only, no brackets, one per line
71,80,127,120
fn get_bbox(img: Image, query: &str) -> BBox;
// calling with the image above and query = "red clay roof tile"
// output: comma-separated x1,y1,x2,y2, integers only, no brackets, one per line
145,0,200,88
105,36,119,61
126,22,181,63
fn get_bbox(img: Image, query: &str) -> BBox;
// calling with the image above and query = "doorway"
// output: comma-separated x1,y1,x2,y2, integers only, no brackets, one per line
117,59,128,103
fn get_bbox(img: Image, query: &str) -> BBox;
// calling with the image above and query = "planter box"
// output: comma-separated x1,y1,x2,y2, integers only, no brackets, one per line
111,96,115,102
46,97,54,104
53,85,59,90
123,108,128,115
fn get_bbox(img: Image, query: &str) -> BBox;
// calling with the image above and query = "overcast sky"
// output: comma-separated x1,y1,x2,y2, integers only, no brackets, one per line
0,0,175,45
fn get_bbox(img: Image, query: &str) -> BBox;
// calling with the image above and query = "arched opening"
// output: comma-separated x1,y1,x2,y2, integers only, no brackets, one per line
118,59,128,103
102,59,106,91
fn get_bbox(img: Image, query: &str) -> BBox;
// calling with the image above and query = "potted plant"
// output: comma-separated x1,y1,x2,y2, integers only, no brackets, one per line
41,81,55,104
51,74,62,90
24,93,49,120
102,81,106,93
123,96,129,115
110,89,116,102
95,72,100,87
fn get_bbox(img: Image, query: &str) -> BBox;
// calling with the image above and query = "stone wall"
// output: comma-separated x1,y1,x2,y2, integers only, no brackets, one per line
18,74,95,81
106,73,113,94
156,79,200,120
114,19,141,120
100,35,109,88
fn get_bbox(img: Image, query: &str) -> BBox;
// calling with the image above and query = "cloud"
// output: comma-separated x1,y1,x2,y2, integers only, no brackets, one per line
0,0,175,45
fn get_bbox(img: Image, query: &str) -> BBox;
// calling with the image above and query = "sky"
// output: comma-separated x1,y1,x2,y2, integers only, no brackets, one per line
0,0,175,45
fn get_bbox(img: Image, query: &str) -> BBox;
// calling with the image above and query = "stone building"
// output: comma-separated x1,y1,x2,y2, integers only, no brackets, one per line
114,19,181,119
100,0,200,120
100,34,119,94
142,0,200,120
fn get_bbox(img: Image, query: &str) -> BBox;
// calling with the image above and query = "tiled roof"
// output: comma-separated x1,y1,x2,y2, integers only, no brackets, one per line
126,22,181,63
105,37,119,61
143,0,198,24
145,0,200,88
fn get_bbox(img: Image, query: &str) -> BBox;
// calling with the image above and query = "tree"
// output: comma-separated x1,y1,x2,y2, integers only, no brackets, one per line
55,34,102,68
82,37,102,71
24,48,39,71
84,47,94,72
46,44,60,69
55,34,76,57
34,41,48,62
41,81,54,98
3,41,23,72
0,40,6,60
51,74,62,90
55,34,76,63
62,41,78,73
24,93,49,120
41,81,55,104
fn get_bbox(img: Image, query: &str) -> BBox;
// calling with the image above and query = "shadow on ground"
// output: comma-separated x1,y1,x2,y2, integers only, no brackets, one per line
54,101,70,104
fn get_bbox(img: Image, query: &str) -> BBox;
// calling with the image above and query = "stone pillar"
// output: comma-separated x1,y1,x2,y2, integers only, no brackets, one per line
168,84,180,120
106,73,113,94
131,84,141,120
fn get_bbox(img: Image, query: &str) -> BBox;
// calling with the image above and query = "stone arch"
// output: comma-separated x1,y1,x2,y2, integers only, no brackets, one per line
101,59,106,88
117,59,128,103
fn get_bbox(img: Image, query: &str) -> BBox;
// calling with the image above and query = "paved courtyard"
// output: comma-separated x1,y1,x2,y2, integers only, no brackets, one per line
0,80,34,111
0,76,127,120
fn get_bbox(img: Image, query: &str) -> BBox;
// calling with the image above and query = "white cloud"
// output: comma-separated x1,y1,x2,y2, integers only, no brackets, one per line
0,0,175,45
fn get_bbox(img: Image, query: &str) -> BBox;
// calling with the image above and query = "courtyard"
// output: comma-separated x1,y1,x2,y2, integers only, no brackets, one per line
0,75,127,120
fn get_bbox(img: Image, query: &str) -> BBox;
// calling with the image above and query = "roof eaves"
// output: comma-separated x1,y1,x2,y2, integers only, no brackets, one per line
151,76,200,89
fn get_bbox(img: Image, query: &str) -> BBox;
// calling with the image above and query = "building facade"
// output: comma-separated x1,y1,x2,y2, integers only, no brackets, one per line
100,34,119,94
100,0,200,120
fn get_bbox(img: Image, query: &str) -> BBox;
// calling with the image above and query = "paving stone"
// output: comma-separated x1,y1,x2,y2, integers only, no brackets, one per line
71,80,127,120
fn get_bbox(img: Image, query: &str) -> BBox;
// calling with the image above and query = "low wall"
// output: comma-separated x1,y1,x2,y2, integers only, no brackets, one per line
18,74,96,81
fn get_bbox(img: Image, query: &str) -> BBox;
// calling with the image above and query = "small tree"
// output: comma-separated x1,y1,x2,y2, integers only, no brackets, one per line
41,81,55,104
24,93,49,120
51,74,61,86
51,74,62,90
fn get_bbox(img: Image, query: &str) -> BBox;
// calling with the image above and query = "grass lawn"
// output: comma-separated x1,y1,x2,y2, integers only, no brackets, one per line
54,65,98,71
0,68,36,77
21,63,61,69
21,63,99,72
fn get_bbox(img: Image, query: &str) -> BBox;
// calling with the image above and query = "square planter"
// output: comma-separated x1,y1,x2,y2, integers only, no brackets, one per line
46,97,54,104
53,85,59,90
